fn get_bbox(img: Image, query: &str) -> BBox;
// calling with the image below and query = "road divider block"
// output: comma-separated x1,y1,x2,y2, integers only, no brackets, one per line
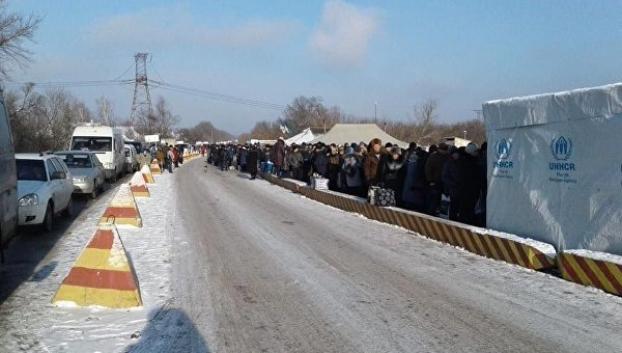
52,224,142,308
150,159,161,175
279,176,557,270
261,173,302,193
99,184,143,227
558,250,622,296
141,165,155,184
129,172,150,198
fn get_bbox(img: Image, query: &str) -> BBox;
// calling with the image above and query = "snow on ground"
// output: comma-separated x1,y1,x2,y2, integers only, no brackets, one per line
0,169,177,353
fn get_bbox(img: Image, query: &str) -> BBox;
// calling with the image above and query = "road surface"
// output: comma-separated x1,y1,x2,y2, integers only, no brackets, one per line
159,161,622,353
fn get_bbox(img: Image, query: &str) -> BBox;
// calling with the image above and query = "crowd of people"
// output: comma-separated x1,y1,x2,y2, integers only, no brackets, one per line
206,138,488,226
143,144,187,173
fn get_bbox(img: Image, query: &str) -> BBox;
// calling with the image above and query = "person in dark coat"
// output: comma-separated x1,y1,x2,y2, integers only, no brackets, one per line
272,138,286,177
459,143,483,225
312,144,329,177
379,146,405,204
442,147,462,221
425,142,449,216
247,144,259,179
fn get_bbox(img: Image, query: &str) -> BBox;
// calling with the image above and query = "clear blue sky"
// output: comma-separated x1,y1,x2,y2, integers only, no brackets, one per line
6,0,622,134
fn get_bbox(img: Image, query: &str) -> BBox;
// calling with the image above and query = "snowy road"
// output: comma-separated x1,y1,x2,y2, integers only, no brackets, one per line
168,161,622,353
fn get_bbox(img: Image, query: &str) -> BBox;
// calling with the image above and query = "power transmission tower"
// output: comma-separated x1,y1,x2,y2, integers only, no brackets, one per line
129,53,152,127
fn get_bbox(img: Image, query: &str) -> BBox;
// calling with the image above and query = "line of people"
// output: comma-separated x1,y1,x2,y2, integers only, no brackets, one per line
206,138,487,227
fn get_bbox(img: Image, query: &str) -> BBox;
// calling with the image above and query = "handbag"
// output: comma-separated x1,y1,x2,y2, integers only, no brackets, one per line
368,186,396,207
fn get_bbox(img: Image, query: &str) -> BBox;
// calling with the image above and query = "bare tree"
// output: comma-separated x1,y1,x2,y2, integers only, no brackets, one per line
0,0,40,80
95,96,115,126
412,99,438,145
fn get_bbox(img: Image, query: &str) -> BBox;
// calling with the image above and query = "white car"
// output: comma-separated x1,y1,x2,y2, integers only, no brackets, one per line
16,154,74,231
55,151,106,198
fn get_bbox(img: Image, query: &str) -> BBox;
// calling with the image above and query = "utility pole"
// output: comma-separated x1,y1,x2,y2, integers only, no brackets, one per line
374,101,377,121
129,53,152,128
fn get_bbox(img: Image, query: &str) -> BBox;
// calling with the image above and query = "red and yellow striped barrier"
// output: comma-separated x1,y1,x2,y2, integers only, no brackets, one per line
141,165,155,184
52,225,142,308
558,251,622,296
99,184,143,227
129,172,150,198
295,186,556,270
150,159,161,175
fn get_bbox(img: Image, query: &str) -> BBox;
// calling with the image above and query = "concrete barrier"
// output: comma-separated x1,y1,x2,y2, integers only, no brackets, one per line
261,173,303,193
258,172,557,271
558,250,622,296
129,172,150,198
99,184,143,227
141,165,155,184
52,225,142,308
150,159,161,175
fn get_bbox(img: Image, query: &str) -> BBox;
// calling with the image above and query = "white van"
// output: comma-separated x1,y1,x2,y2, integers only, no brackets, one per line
70,124,125,181
0,94,17,252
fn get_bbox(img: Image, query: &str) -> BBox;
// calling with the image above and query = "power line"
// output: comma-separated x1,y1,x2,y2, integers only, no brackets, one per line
3,79,133,87
150,80,285,110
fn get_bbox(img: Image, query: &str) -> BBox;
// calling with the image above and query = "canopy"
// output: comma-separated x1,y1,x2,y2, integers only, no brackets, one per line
285,128,315,146
311,124,408,148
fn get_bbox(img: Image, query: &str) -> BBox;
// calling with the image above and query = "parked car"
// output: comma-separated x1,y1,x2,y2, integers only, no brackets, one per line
70,124,125,181
16,154,74,231
0,94,17,250
123,144,140,174
55,151,106,198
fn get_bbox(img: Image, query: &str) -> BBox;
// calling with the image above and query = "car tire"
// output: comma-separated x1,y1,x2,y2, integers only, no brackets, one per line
62,198,73,218
43,203,54,232
111,169,117,183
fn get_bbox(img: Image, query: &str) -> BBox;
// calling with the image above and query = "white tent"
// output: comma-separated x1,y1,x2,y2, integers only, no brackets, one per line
483,82,622,254
311,124,408,148
285,128,315,146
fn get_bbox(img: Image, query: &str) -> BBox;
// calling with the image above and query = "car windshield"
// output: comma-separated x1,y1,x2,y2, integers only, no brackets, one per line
16,159,47,181
71,136,112,152
57,154,92,168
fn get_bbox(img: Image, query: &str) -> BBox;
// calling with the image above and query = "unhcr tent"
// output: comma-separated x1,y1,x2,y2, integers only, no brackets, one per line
483,82,622,254
285,128,315,146
311,124,408,148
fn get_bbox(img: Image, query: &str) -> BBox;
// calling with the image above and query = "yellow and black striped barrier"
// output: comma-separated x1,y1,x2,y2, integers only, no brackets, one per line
260,172,557,271
558,251,622,296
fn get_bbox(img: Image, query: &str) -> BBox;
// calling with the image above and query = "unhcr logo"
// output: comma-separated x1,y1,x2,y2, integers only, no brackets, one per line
550,136,572,161
495,138,512,160
549,135,575,172
493,138,513,169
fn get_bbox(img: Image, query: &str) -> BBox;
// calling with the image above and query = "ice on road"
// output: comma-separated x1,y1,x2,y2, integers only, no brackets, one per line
169,162,622,353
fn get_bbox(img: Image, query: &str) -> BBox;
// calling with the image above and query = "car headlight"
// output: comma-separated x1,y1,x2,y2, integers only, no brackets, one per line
19,193,39,207
73,176,87,183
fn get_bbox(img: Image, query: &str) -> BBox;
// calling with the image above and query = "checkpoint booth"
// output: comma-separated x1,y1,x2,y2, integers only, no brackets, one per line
483,83,622,254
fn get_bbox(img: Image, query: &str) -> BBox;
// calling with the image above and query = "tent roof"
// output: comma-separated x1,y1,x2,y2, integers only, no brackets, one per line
285,127,315,145
311,123,408,148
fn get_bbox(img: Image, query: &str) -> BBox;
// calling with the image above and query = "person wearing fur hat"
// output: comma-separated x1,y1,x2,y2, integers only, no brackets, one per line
342,146,365,196
379,145,405,203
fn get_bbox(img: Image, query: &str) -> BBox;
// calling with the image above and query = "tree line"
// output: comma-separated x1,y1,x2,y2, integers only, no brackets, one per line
243,96,486,146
